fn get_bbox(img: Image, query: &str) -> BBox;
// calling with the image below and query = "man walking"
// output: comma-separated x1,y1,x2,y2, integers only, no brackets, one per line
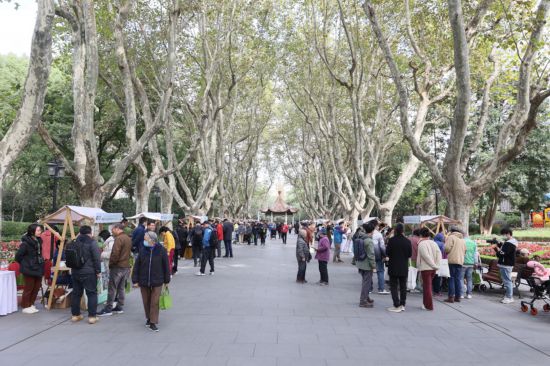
223,219,234,257
98,224,132,317
281,222,289,244
386,223,412,312
69,226,101,324
196,221,216,275
332,221,345,263
444,227,466,303
189,221,203,267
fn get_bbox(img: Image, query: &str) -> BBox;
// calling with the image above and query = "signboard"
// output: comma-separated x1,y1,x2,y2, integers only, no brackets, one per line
97,261,109,304
403,216,422,224
95,213,124,223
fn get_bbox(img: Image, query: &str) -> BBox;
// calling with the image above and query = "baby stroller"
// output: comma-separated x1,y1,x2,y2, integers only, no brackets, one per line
520,277,550,316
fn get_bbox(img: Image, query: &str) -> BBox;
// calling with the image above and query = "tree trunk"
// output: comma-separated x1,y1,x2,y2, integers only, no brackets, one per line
134,169,149,214
379,207,393,226
446,192,472,235
480,188,499,235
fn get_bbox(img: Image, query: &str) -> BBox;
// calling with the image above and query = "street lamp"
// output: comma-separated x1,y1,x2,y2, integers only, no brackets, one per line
152,186,160,212
47,159,65,212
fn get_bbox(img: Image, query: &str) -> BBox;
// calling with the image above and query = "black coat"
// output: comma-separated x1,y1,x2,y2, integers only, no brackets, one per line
15,234,44,278
71,235,101,276
223,221,234,241
386,234,412,277
132,244,170,287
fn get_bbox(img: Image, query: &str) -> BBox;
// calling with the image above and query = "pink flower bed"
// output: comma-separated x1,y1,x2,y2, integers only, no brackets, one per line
477,240,550,259
0,241,20,262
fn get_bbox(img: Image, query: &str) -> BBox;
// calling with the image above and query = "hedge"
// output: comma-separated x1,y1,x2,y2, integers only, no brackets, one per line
1,221,32,241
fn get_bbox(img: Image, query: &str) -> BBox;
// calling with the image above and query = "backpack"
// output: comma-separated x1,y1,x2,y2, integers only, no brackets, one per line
208,228,218,247
353,238,368,262
191,226,203,246
65,239,85,269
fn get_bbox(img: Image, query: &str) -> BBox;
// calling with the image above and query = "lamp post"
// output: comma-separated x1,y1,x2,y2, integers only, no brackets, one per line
152,186,160,212
47,159,65,212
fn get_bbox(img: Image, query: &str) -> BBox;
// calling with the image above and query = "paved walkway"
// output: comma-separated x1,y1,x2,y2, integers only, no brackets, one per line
1,234,550,366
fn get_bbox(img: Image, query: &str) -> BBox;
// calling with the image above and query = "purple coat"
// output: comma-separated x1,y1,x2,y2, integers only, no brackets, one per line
315,236,331,262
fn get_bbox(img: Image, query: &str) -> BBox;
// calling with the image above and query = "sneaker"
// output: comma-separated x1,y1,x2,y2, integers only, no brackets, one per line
320,282,329,286
71,315,84,322
30,305,39,312
209,271,214,275
400,305,406,312
378,290,390,295
195,272,206,276
112,306,124,314
501,297,514,304
22,307,35,314
359,302,373,308
460,295,464,299
387,306,403,313
97,308,113,317
88,317,98,324
145,319,151,328
466,294,472,299
421,305,428,310
149,323,159,332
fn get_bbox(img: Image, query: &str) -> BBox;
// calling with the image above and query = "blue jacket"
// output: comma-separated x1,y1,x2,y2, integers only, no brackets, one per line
202,226,213,248
333,225,344,244
131,225,146,252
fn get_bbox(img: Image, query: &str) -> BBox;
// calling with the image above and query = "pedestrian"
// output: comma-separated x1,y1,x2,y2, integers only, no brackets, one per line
259,221,267,245
245,222,253,245
131,217,148,253
223,219,234,257
417,228,441,311
196,220,216,276
313,227,330,285
215,220,224,257
371,220,389,294
386,223,412,313
281,222,289,244
15,224,44,314
132,231,170,332
432,232,446,297
409,229,422,293
175,219,188,259
355,223,376,307
238,222,245,244
189,221,203,266
252,222,260,246
69,226,101,324
332,221,345,263
159,227,176,275
97,224,132,317
461,234,478,299
444,227,466,303
296,229,310,283
491,228,518,304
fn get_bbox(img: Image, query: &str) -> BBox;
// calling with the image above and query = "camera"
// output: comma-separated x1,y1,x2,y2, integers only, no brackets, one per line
487,238,502,246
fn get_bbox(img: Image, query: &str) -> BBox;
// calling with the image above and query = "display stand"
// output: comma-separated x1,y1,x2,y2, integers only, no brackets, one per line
39,206,123,310
403,215,462,236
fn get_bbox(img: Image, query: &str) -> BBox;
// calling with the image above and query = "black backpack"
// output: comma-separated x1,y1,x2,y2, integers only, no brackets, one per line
208,228,218,247
191,226,203,246
353,238,368,262
65,239,85,269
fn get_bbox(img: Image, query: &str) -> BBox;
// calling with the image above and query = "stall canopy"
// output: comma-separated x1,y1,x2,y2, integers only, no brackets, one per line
41,205,123,224
403,215,461,235
127,212,174,221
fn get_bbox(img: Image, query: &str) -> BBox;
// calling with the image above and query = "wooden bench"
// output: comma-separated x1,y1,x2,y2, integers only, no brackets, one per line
481,259,535,299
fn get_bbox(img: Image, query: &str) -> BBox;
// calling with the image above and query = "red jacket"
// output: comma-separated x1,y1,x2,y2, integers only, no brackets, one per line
216,224,223,240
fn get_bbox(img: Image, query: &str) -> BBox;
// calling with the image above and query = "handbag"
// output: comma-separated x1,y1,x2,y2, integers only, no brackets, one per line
159,285,172,310
437,258,450,278
407,265,418,290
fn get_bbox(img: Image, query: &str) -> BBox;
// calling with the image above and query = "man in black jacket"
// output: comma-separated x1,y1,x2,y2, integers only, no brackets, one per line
386,223,412,313
70,225,101,324
491,228,518,304
222,219,234,257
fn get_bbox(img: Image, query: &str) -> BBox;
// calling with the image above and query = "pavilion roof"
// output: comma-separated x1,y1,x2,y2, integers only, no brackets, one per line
261,191,299,215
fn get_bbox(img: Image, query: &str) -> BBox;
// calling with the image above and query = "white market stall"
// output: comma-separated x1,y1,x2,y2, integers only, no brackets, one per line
127,212,175,228
39,206,123,309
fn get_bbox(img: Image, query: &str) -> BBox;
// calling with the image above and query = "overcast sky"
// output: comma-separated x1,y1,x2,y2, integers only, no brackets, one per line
0,1,37,57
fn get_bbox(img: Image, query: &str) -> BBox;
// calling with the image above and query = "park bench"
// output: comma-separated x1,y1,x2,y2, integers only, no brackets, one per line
481,259,534,299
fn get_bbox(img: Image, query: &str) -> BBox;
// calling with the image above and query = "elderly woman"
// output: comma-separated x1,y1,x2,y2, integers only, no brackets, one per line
296,229,310,283
132,231,170,332
15,224,44,314
313,227,330,285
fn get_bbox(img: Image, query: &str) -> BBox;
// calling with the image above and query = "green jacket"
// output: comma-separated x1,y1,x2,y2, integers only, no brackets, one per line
355,230,376,271
464,238,477,266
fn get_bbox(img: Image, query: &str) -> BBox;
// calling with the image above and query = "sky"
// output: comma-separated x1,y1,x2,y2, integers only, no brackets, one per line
0,1,37,57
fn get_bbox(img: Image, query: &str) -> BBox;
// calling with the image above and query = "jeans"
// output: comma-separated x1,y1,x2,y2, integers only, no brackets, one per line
375,261,385,291
253,233,258,245
421,270,436,310
217,240,222,257
297,259,307,281
71,273,98,317
448,264,463,298
105,267,129,309
192,244,202,265
359,269,373,304
318,260,328,283
389,275,407,307
461,266,474,295
281,233,287,244
224,239,233,257
499,266,513,299
200,247,214,273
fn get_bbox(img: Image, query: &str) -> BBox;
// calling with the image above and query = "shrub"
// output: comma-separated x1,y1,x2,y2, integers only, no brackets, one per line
1,221,32,240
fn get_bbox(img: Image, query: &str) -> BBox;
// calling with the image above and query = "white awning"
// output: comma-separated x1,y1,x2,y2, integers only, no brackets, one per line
40,205,123,224
127,212,174,221
403,215,461,225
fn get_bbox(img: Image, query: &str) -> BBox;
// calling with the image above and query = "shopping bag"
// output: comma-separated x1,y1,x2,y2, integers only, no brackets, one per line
472,270,481,285
437,259,450,278
159,285,172,310
407,266,418,290
184,246,193,259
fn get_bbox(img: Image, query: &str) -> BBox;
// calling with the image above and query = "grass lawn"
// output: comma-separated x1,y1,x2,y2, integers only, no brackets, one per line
513,228,550,238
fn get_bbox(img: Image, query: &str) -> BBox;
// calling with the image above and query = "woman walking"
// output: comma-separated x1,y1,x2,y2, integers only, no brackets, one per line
416,228,442,311
313,227,330,285
15,224,45,314
296,229,309,283
386,223,412,313
132,232,170,332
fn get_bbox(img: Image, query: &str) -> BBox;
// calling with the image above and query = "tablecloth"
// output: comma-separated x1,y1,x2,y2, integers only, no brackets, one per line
0,270,18,316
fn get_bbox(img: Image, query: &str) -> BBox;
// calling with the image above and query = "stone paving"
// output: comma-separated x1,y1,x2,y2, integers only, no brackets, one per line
1,234,550,366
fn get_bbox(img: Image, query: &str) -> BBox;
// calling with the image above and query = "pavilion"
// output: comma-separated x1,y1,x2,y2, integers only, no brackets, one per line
261,190,299,224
